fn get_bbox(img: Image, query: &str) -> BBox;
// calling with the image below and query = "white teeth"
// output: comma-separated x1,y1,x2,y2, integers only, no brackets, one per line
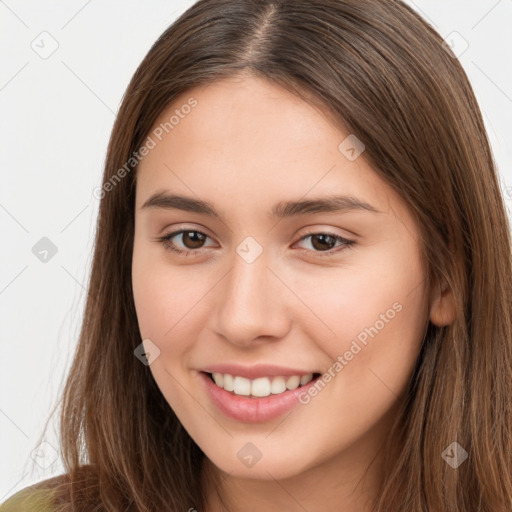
251,377,271,397
223,373,234,391
212,372,224,387
285,375,300,390
210,372,316,397
233,376,251,396
270,376,286,394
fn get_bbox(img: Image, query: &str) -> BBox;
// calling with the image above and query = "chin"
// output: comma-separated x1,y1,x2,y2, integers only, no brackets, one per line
203,443,315,481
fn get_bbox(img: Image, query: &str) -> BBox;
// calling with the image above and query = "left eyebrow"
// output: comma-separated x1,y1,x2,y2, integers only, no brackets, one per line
140,191,383,223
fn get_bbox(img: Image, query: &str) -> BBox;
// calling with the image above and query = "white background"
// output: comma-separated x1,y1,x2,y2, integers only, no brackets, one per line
1,0,511,501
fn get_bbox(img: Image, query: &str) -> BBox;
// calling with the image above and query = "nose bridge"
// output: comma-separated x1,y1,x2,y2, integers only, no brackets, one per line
213,241,289,344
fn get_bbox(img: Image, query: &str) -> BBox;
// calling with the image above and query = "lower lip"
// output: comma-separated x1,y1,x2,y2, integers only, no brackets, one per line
200,371,320,423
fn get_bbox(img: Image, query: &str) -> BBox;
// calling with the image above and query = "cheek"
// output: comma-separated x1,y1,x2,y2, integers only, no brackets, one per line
303,242,428,390
131,256,201,410
284,247,428,446
132,268,196,352
132,245,216,370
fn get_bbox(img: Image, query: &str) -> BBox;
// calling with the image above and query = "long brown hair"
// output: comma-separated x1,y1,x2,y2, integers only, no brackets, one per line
33,0,512,510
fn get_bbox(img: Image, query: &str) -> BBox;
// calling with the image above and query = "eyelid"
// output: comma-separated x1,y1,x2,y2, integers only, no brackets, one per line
295,224,358,241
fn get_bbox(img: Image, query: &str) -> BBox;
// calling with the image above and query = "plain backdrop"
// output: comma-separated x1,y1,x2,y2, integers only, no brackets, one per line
1,0,511,502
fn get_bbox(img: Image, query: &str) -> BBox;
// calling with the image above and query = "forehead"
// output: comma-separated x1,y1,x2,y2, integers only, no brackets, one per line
134,74,408,224
148,74,342,158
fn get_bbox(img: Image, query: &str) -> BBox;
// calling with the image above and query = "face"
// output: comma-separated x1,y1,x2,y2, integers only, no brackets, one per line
131,73,439,486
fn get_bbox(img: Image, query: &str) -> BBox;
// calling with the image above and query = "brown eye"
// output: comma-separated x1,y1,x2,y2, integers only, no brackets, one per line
309,234,338,251
179,231,207,249
158,229,214,254
295,232,356,257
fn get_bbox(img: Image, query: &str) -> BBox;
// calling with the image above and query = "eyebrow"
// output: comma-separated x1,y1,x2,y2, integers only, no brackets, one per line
140,191,382,221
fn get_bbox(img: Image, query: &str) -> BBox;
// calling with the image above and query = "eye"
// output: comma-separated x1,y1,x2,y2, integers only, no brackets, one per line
157,229,216,256
156,229,356,257
294,232,356,257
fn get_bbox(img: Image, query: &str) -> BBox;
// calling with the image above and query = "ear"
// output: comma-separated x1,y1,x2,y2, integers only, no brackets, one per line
429,276,457,326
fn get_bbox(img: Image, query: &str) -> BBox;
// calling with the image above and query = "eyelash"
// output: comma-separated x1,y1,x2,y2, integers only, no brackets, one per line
156,229,356,258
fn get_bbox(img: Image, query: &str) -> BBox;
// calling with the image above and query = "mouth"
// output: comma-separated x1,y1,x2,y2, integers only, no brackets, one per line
202,371,322,399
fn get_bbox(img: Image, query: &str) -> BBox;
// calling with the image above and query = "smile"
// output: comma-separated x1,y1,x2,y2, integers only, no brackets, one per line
200,370,323,423
207,372,321,397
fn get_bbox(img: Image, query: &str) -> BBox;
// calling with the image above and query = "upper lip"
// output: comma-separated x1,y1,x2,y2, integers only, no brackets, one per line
200,363,319,380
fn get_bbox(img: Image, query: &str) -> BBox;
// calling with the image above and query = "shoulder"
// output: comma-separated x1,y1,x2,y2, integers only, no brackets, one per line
0,475,66,512
0,467,101,511
0,486,56,511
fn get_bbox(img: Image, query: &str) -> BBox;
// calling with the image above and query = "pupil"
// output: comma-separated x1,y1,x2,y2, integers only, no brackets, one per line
184,231,205,249
312,234,335,251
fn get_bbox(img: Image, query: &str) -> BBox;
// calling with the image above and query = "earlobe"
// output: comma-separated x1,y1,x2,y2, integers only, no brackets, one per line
429,278,457,326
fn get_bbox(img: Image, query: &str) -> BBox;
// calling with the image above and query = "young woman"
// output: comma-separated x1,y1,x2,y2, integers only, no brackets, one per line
2,0,511,510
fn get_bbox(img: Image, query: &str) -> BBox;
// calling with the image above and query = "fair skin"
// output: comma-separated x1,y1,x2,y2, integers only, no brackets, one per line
132,73,455,512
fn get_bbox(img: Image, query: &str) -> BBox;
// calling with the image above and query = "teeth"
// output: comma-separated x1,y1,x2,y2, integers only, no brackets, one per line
300,374,313,385
223,373,234,391
212,372,224,388
251,377,271,397
286,375,300,390
233,376,251,396
270,376,286,394
210,372,315,397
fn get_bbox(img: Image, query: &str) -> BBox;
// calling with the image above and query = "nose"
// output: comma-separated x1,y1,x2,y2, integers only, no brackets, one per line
211,247,291,347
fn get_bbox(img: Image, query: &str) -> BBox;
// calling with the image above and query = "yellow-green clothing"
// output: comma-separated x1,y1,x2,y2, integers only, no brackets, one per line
0,485,57,512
